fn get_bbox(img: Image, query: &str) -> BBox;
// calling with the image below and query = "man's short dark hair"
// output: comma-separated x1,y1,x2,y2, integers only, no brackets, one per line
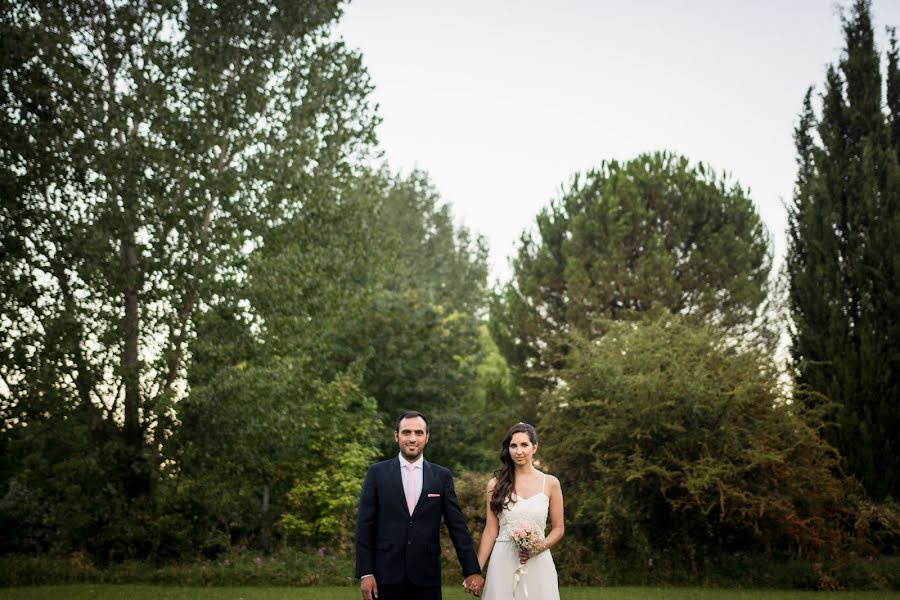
395,411,429,432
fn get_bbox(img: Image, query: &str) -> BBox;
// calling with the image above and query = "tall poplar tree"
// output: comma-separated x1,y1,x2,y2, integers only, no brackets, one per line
787,0,900,500
0,0,376,555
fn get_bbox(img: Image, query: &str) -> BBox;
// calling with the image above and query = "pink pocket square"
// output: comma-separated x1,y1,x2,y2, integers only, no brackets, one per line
427,493,441,498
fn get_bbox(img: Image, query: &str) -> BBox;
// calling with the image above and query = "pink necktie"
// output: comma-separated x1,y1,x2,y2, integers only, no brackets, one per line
405,463,416,514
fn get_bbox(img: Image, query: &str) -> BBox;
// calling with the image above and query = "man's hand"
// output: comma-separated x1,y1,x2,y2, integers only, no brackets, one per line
360,575,378,600
463,573,484,596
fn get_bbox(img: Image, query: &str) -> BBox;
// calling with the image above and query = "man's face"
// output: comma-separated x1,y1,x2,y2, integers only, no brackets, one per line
395,416,429,461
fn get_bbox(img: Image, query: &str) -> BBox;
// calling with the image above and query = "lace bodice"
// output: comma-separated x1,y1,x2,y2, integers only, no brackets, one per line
497,493,549,539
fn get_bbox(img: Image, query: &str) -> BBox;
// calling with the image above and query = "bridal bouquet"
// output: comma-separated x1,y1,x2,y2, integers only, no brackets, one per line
510,525,544,599
510,525,543,557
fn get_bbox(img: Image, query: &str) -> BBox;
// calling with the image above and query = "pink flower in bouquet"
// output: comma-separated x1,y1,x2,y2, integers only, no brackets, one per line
510,525,543,556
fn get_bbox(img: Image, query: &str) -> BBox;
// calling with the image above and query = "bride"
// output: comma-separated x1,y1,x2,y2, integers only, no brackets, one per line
475,423,564,600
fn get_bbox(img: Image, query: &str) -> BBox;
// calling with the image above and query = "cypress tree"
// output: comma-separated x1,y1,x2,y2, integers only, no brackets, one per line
787,0,900,500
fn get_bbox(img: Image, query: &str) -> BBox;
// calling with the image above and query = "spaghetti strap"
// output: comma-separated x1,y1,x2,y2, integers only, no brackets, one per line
542,472,547,494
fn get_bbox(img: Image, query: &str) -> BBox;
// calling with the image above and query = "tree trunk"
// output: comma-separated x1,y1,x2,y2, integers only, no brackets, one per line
121,222,149,498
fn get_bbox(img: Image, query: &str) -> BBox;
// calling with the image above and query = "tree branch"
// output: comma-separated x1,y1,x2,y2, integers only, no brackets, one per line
159,144,232,396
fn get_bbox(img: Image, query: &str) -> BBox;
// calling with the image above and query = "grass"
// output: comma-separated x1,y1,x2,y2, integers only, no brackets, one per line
1,586,900,600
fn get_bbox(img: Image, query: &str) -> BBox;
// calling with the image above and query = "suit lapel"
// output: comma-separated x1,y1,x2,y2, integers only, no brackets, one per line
389,458,407,515
413,460,433,516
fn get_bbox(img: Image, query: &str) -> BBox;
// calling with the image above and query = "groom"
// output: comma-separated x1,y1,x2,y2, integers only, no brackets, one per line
356,411,484,599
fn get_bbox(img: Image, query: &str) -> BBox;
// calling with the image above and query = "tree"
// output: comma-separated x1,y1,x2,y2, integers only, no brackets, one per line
787,0,900,500
374,170,490,315
541,316,846,578
491,152,771,414
176,168,495,552
0,0,376,557
342,170,494,471
174,182,382,551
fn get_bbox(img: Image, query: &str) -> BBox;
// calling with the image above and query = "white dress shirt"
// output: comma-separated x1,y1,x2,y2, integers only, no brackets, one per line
399,453,424,508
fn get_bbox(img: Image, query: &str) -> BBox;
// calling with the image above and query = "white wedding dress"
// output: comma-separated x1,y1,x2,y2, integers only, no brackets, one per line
482,474,560,600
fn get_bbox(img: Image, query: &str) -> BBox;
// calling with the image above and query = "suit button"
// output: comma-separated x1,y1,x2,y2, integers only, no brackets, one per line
408,540,412,544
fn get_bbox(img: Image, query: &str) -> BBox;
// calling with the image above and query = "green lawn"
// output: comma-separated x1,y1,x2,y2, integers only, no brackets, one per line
0,586,899,600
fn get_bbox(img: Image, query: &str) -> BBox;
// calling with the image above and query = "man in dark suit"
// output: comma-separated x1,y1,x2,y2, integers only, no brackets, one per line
356,411,485,599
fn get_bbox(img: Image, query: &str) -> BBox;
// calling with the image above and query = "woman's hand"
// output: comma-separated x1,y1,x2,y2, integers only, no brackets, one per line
518,543,544,564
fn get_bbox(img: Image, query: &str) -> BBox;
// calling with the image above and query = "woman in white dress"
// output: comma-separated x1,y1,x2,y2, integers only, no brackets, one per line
476,423,564,600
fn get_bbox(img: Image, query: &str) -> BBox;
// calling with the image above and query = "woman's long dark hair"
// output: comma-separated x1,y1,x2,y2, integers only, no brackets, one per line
490,423,539,515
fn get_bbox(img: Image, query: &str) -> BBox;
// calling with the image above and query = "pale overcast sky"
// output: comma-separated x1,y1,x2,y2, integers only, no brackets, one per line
337,1,900,283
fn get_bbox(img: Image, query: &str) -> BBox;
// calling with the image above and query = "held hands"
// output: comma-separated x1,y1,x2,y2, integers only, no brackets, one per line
463,573,484,596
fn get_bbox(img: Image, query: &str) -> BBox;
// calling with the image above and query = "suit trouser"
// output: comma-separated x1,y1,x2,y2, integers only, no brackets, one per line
377,578,442,600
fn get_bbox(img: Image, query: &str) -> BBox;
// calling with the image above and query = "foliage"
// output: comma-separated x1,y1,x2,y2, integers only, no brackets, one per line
844,495,900,557
469,325,522,449
0,416,140,559
356,286,485,468
357,170,493,470
174,359,379,550
268,168,497,526
174,184,382,552
786,0,900,500
438,471,491,583
171,167,495,554
0,548,356,587
491,152,772,413
373,170,490,315
541,316,848,576
0,0,377,559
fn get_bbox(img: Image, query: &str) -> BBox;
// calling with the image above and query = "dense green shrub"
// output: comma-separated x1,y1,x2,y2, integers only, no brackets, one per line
0,549,356,587
541,316,848,571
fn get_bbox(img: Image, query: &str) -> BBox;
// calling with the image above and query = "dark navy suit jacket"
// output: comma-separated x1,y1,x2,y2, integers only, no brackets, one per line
355,457,480,586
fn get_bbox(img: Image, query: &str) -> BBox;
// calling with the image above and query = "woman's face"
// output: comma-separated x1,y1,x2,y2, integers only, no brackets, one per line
508,431,537,466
